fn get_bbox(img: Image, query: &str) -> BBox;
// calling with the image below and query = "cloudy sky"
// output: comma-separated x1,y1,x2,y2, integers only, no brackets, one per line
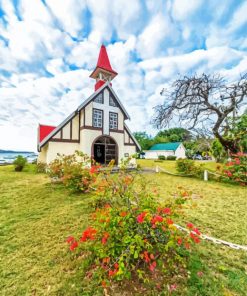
0,0,246,151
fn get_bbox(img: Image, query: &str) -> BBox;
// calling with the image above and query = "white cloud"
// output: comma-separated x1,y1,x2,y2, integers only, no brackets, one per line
45,0,87,37
172,0,203,21
137,13,179,59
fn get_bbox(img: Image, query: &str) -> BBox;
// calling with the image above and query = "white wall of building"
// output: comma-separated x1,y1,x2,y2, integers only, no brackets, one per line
144,144,186,159
46,142,80,163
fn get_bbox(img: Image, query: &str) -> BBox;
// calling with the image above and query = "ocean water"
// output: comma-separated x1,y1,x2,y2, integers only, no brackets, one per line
0,152,38,164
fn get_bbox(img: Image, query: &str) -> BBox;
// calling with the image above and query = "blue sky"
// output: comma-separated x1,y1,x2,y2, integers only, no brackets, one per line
0,0,246,151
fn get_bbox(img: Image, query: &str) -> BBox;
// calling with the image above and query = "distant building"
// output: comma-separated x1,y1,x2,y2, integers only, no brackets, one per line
37,45,140,164
144,142,186,159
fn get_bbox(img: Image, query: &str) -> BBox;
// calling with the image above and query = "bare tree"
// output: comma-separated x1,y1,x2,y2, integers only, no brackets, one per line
153,73,247,153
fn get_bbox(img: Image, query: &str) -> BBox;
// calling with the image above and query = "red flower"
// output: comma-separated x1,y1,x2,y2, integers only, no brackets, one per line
193,228,201,235
187,222,194,229
190,232,200,244
197,271,204,277
102,257,110,264
151,215,163,225
235,158,240,165
102,281,107,288
143,251,150,263
177,237,183,245
185,242,190,249
120,211,127,217
90,165,101,174
162,207,171,215
101,232,110,245
169,284,177,292
227,171,233,177
81,227,97,242
69,240,78,251
108,264,119,277
150,253,155,260
66,236,75,243
137,212,147,223
149,261,157,272
166,218,174,225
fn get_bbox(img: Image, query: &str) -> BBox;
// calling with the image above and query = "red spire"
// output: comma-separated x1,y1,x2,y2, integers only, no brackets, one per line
90,45,118,87
96,45,116,73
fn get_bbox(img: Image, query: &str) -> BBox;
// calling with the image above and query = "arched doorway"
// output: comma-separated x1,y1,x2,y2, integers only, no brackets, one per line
92,136,118,165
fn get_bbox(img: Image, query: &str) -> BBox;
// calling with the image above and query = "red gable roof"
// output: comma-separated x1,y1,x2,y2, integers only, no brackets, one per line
39,124,56,143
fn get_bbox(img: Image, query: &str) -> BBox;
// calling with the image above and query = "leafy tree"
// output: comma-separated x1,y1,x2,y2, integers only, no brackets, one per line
155,128,192,143
210,139,226,162
153,74,247,153
133,132,154,150
225,114,247,152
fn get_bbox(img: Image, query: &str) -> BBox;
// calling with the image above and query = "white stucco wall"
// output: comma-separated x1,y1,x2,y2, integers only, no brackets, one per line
62,121,70,139
144,144,186,159
79,129,102,157
72,114,79,140
174,144,186,158
46,142,80,163
144,150,174,159
85,103,93,126
37,144,48,163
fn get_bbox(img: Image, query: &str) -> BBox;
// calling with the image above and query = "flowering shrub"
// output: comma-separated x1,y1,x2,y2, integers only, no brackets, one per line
223,153,247,186
48,151,100,192
176,158,203,176
67,169,201,291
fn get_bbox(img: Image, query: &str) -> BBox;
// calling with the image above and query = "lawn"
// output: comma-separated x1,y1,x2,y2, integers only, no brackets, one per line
0,164,247,295
137,159,220,173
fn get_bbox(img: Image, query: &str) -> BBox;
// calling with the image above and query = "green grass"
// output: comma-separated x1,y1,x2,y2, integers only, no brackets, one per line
137,159,220,173
1,164,247,295
0,165,90,295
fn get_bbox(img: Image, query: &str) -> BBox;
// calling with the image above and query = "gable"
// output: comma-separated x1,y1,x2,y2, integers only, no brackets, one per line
78,81,130,120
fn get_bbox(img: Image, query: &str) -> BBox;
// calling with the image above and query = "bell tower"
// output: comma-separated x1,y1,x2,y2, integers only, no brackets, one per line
90,45,118,91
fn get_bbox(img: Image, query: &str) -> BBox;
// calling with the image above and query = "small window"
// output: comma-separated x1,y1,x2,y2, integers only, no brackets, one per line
93,109,103,128
109,95,117,107
109,112,118,130
94,93,103,104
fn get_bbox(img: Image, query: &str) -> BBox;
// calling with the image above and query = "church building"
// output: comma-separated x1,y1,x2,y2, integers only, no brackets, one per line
37,45,140,164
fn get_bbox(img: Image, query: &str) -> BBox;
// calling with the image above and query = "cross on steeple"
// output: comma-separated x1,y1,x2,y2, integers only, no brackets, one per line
90,45,118,91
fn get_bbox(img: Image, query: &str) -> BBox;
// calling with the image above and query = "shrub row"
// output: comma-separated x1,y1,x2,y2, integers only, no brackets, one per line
158,155,177,160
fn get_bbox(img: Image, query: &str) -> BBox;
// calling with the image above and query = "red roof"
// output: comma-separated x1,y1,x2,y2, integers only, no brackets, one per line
90,45,118,78
96,45,116,73
39,124,56,142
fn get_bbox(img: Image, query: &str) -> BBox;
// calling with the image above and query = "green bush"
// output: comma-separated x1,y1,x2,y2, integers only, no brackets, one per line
13,155,27,172
167,155,177,160
176,158,203,176
158,155,166,160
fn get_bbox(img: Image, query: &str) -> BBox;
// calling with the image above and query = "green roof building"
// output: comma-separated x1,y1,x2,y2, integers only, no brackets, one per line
145,142,186,159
